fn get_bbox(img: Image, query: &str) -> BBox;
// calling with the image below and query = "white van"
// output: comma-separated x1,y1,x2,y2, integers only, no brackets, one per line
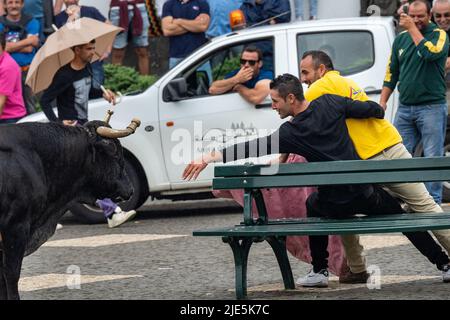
23,17,424,222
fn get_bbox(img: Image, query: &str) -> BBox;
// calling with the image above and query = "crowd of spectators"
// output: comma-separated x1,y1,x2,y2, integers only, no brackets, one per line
0,0,449,124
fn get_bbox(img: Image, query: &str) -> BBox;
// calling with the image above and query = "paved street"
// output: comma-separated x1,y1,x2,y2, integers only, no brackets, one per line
19,200,450,300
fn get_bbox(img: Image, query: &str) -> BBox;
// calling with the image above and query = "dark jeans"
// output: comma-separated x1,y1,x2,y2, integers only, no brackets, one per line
21,70,37,114
0,117,22,124
307,185,450,273
91,61,105,90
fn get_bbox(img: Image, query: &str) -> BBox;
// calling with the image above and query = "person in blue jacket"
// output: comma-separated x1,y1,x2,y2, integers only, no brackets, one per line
240,0,291,27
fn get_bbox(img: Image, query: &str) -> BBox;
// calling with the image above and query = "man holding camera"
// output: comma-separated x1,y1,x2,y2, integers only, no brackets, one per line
381,0,449,204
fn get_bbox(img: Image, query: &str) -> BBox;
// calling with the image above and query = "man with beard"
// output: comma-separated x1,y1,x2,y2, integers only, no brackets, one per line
380,0,449,204
209,45,273,105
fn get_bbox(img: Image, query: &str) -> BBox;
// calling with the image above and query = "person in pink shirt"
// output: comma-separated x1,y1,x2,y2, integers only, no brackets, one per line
0,31,26,124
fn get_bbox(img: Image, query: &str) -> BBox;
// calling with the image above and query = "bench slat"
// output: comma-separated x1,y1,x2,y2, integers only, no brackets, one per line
258,213,450,225
194,217,450,236
214,157,450,177
213,169,450,189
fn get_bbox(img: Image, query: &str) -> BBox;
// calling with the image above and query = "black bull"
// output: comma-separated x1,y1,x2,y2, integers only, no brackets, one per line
0,119,140,299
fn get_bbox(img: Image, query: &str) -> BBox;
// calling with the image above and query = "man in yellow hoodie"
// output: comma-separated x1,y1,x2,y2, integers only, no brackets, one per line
297,50,450,283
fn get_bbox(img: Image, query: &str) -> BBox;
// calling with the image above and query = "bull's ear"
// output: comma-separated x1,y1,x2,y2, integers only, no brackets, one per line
96,138,118,156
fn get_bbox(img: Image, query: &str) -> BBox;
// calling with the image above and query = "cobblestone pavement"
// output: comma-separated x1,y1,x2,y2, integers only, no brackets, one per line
18,200,450,300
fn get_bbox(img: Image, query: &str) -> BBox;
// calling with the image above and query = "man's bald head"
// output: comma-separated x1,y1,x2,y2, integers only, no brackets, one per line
410,0,432,13
408,0,432,30
433,0,450,30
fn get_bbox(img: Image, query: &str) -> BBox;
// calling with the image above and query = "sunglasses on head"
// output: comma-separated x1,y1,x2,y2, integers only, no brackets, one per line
240,58,259,66
434,13,450,18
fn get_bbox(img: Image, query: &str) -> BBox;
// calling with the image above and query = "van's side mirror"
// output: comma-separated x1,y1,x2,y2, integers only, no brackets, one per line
163,78,188,102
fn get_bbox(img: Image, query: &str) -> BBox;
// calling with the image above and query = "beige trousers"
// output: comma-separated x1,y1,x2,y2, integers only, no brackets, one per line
342,143,450,273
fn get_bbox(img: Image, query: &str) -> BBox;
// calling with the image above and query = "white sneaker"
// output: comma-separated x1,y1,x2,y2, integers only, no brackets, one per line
296,269,329,287
107,209,137,228
443,264,450,283
56,223,63,231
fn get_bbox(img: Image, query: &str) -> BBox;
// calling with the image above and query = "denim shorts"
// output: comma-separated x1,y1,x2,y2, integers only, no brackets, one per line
110,3,150,49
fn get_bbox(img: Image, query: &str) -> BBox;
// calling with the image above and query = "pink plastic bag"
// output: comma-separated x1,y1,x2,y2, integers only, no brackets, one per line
213,154,348,276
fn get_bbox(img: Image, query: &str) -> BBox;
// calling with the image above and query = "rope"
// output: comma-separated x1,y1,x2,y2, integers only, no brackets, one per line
145,0,163,37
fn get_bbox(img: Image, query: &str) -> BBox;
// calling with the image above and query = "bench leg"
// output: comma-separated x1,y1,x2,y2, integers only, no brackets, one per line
223,237,253,300
266,236,295,290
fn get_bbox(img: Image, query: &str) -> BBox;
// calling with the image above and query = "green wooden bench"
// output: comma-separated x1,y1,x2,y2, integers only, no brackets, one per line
193,156,450,299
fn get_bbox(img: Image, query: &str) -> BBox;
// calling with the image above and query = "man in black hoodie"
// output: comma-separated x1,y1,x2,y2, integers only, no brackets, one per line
183,73,450,287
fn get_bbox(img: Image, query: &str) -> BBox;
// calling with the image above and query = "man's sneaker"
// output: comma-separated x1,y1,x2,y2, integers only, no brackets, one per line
55,223,63,231
107,209,137,228
296,269,329,287
443,264,450,283
339,270,370,284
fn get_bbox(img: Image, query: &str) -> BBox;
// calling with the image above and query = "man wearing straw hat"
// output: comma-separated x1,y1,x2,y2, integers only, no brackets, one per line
40,39,137,228
54,0,112,90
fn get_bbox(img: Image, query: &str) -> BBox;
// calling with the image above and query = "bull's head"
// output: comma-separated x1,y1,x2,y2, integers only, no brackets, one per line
83,117,141,204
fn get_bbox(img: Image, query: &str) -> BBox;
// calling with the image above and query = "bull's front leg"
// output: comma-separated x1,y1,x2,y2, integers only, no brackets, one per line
1,229,27,300
0,245,7,300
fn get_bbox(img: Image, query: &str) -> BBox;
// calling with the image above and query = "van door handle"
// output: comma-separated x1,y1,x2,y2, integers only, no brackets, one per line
255,103,272,109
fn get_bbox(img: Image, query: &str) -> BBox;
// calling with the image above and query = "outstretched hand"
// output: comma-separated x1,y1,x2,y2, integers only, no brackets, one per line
182,158,208,181
182,151,223,180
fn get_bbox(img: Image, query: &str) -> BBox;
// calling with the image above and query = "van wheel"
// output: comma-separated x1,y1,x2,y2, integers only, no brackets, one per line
70,159,145,224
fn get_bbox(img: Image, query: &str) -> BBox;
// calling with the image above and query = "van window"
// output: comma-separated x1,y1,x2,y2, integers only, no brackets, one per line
297,31,374,76
175,38,274,99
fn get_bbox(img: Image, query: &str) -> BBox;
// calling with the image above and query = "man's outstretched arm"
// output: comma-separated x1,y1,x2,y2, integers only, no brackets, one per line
182,150,223,181
183,131,284,180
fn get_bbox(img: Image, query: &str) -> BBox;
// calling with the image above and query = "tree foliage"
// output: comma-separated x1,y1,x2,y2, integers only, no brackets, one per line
104,64,158,94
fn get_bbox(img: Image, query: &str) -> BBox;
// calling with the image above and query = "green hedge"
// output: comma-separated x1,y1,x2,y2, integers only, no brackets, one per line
213,56,240,81
104,64,158,94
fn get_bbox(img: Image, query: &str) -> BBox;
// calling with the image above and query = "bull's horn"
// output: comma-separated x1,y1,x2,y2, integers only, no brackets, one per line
96,118,141,138
104,109,114,124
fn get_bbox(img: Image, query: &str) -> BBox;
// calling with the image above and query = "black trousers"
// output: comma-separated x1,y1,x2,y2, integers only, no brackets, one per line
21,70,37,115
307,185,450,273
